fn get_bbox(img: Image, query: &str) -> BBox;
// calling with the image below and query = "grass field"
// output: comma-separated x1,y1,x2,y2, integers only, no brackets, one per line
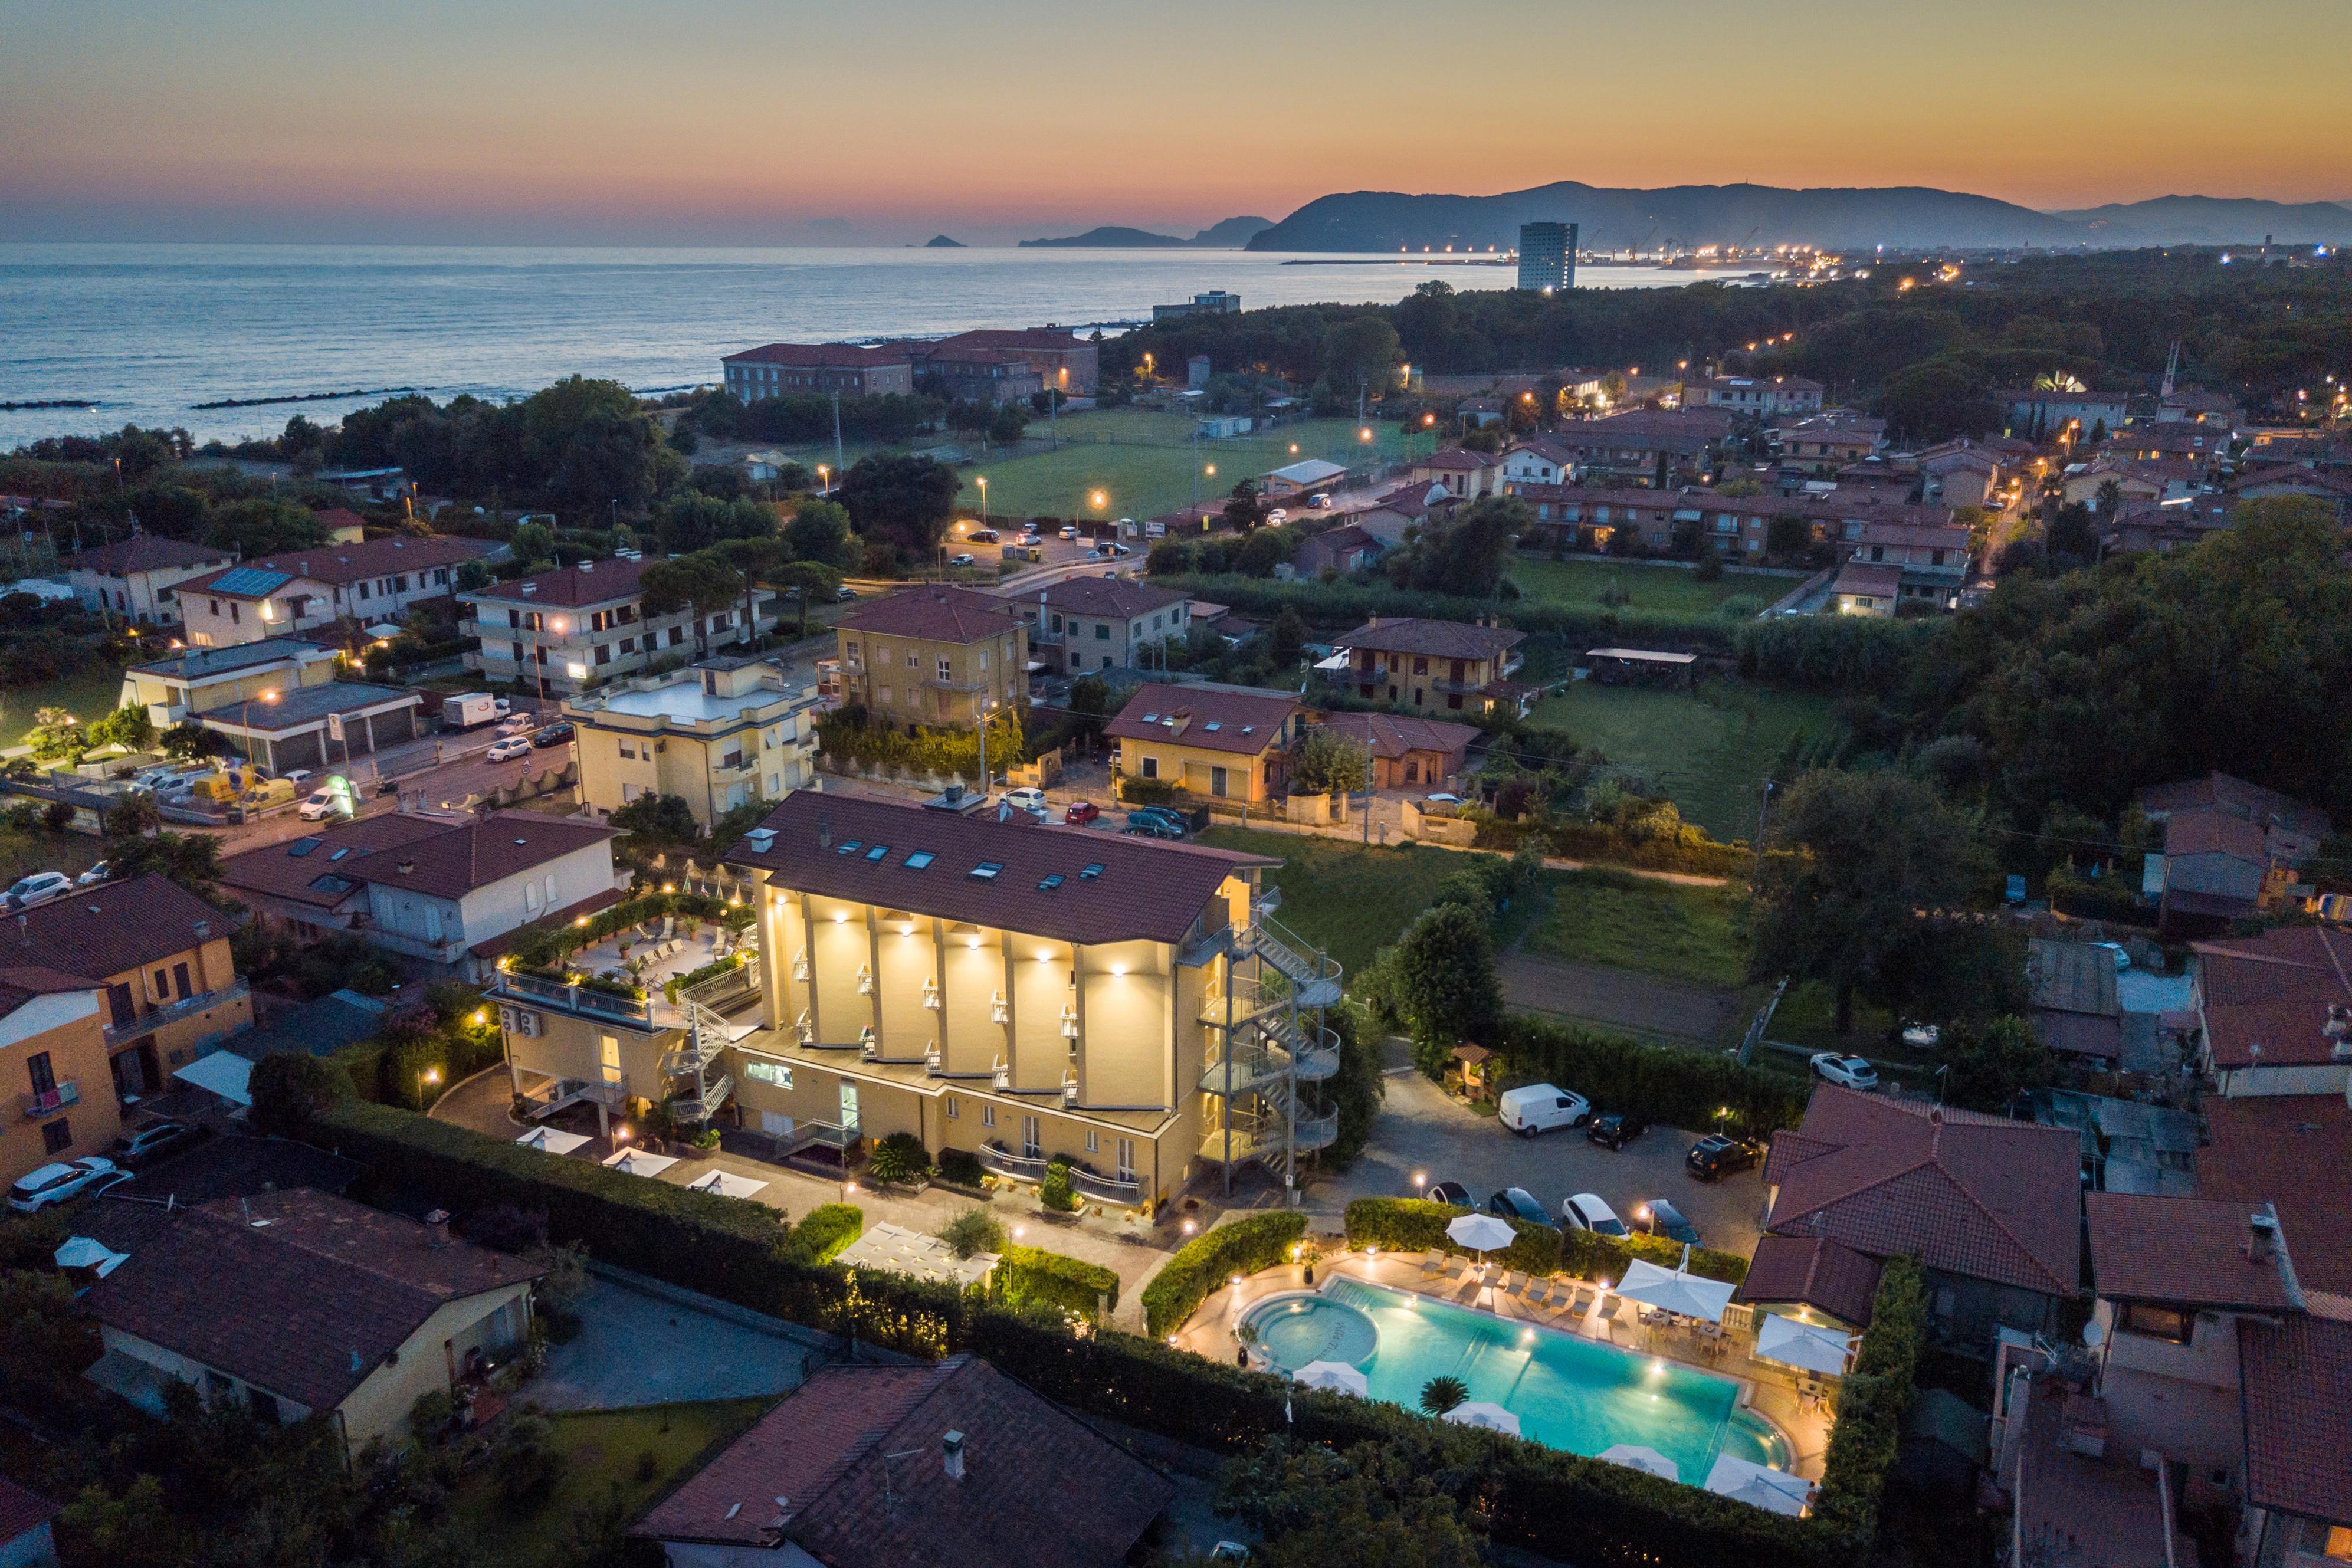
1522,868,1753,989
1197,827,1475,981
1526,679,1840,841
449,1399,772,1568
0,662,129,737
1506,557,1780,625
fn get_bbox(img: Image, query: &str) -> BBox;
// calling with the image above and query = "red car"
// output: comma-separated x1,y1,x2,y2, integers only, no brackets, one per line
1062,800,1101,826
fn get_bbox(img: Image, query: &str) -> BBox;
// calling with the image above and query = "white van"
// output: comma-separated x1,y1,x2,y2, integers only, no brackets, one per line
1497,1083,1591,1139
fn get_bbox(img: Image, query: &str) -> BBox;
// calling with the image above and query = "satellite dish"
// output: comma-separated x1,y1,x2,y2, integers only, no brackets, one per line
2082,1320,2106,1349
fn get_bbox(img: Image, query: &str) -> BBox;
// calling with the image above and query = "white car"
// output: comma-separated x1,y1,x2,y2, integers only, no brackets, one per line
297,790,348,822
949,552,975,567
1265,508,1288,524
497,713,534,734
1901,1022,1941,1048
999,788,1050,819
5,871,73,911
1810,1052,1880,1091
1497,1082,1590,1137
76,860,113,887
1058,524,1080,540
1561,1192,1628,1236
486,737,533,763
2092,940,2130,972
8,1156,121,1213
279,768,313,785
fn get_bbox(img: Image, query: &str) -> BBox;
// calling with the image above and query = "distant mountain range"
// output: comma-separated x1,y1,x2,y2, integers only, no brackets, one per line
1236,182,2352,253
1020,216,1274,248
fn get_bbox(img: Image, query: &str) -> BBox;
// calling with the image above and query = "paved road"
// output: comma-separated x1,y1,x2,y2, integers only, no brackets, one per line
195,726,576,857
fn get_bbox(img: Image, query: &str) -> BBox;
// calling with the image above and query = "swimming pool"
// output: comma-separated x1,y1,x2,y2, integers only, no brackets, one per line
1241,1279,1789,1480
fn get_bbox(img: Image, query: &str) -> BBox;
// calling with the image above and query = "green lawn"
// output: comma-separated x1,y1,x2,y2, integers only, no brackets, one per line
1525,680,1841,841
1198,827,1474,981
1,662,129,739
449,1399,773,1568
1521,868,1753,989
1507,557,1775,625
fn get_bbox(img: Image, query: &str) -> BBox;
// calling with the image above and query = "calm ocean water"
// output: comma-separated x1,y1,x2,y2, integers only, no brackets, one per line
0,245,1710,447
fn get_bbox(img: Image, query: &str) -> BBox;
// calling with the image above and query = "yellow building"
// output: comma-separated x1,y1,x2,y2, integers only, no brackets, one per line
1101,683,1301,803
834,587,1026,733
118,638,343,727
1332,615,1527,716
566,655,822,829
0,973,119,1192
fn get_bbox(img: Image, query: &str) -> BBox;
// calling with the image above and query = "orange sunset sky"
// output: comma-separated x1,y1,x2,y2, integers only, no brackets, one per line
5,0,2347,244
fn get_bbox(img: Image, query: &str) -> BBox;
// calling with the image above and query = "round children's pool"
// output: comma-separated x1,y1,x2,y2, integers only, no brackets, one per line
1241,1293,1379,1370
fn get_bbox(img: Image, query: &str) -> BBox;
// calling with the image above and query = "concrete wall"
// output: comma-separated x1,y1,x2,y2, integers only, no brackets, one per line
337,1288,533,1451
2093,1298,2246,1478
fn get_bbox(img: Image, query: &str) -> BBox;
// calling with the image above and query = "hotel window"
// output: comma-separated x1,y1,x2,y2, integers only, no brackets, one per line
944,1095,958,1119
1116,1139,1136,1182
1021,1115,1041,1160
980,1103,995,1128
619,742,636,760
743,1059,793,1090
1084,1129,1099,1153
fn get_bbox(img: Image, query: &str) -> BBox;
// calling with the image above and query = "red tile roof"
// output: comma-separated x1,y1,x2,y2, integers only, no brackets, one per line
219,813,454,911
838,586,1022,646
1101,684,1299,756
464,556,644,608
2239,1314,2352,1527
1832,562,1903,596
0,1477,60,1544
1309,710,1480,762
634,1356,1173,1565
1029,577,1190,619
1732,1235,1884,1326
2084,1193,2303,1311
2137,772,2331,839
64,534,237,576
723,792,1271,946
1417,447,1502,471
1338,616,1525,661
2200,1095,2352,1297
724,342,913,369
1763,1087,2081,1295
2164,808,2270,862
2190,926,2352,1069
336,813,617,901
180,534,493,596
0,872,234,985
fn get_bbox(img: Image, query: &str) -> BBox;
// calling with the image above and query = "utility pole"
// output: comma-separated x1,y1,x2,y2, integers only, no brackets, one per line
831,392,845,481
1754,777,1776,877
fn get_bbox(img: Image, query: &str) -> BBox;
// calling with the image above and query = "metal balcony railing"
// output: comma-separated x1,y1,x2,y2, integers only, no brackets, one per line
106,982,250,1047
975,1143,1051,1183
496,971,655,1028
667,1072,733,1122
1068,1166,1144,1205
1293,1108,1340,1151
1292,1027,1342,1081
20,1081,78,1119
1199,1042,1291,1097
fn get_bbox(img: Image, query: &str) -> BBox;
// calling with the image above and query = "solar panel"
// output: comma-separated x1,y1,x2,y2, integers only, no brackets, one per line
209,567,293,596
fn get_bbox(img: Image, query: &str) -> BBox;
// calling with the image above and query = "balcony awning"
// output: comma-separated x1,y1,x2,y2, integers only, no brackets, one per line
1313,651,1353,671
172,1047,253,1106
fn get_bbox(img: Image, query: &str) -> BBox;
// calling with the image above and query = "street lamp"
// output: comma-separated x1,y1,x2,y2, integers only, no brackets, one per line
817,464,830,496
1411,1170,1426,1198
976,475,987,524
419,1065,441,1105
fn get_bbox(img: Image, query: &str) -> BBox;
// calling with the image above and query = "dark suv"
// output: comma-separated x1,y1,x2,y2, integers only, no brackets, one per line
1586,1113,1646,1150
1685,1134,1764,1180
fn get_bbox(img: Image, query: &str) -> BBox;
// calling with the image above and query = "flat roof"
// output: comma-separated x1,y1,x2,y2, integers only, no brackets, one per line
586,677,805,726
201,681,419,734
1585,647,1697,664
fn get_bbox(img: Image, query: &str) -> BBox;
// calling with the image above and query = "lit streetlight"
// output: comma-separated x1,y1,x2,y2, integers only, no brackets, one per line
975,475,987,523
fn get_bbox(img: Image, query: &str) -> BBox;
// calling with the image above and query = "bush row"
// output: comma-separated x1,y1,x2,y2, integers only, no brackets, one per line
996,1243,1121,1318
1139,1212,1309,1338
1539,819,1754,878
1809,1257,1927,1555
783,1202,864,1264
1493,1013,1810,1139
1342,1199,1750,1287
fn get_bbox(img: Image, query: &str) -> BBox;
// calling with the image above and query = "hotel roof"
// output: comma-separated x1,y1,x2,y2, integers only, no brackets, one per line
1101,684,1299,756
837,586,1022,645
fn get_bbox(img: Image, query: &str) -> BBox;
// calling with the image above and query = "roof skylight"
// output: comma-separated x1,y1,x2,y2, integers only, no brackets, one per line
837,839,862,854
1038,874,1064,891
865,844,890,861
287,837,321,858
904,851,934,870
1079,863,1104,880
969,861,1004,881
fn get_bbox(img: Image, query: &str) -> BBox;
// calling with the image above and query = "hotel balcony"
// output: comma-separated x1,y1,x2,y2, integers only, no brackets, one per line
20,1081,78,1119
106,982,250,1048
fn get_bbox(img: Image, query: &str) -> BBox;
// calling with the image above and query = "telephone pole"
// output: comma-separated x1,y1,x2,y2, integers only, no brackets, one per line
831,392,845,481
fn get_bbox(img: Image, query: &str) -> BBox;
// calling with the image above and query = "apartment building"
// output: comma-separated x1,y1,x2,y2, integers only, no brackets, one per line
1841,520,1974,607
1331,616,1525,716
60,535,238,626
176,536,500,648
119,638,342,727
1499,437,1578,488
1409,447,1507,500
913,330,1098,397
1687,376,1825,417
834,588,1026,732
1010,578,1189,675
721,343,917,400
491,792,1344,1209
566,655,821,828
1773,416,1887,477
1508,483,1963,571
1103,683,1301,802
461,558,778,700
1547,409,1736,488
916,346,1042,404
1,970,117,1192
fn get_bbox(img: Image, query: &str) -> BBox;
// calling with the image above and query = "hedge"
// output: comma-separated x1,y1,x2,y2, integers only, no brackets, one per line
1343,1198,1560,1278
1810,1257,1926,1556
1493,1014,1810,1139
1140,1212,1308,1338
1561,1226,1750,1288
997,1243,1120,1319
783,1203,864,1264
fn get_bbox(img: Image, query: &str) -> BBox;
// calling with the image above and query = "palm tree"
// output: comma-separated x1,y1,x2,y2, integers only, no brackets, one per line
1419,1376,1468,1416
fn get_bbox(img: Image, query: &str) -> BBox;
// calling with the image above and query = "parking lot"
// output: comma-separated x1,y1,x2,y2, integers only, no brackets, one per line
1308,1039,1767,1259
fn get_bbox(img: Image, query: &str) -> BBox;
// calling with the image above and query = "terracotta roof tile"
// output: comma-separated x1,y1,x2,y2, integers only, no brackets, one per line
724,342,912,369
2084,1193,2302,1310
1732,1235,1883,1326
1101,685,1299,756
1309,711,1481,762
1030,578,1190,619
2163,809,2269,861
2238,1314,2352,1526
336,813,616,900
64,535,237,576
0,872,234,985
179,534,493,596
464,556,644,608
219,814,455,911
1337,616,1524,661
838,586,1022,646
2200,1096,2352,1298
2190,926,2352,1069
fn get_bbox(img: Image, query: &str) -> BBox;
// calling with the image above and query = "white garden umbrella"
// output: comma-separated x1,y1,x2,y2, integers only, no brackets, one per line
1599,1444,1679,1481
601,1148,679,1178
1754,1313,1856,1376
1443,1400,1521,1435
685,1169,768,1199
54,1236,129,1277
1445,1213,1518,1253
1294,1360,1369,1396
516,1126,589,1155
1705,1455,1812,1516
1613,1252,1737,1324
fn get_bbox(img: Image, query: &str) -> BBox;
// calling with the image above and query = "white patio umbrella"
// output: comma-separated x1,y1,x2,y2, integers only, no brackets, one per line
685,1170,768,1200
1705,1455,1812,1516
1599,1444,1679,1481
54,1236,129,1277
1445,1212,1520,1307
1613,1252,1737,1324
1443,1400,1521,1436
602,1148,679,1178
1294,1360,1369,1396
1753,1313,1856,1376
516,1126,589,1155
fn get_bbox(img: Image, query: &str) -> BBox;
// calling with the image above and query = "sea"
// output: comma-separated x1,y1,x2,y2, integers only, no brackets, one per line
0,244,1721,447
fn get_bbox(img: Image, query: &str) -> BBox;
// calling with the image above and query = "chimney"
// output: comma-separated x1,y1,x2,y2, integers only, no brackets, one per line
2327,1004,2351,1063
425,1208,451,1248
819,816,832,849
1365,614,1379,628
2248,1208,2279,1265
942,1430,966,1480
397,859,415,875
579,560,594,573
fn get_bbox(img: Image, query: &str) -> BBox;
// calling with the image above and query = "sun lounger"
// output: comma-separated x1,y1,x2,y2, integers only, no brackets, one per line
1571,1286,1596,1317
1418,1248,1448,1277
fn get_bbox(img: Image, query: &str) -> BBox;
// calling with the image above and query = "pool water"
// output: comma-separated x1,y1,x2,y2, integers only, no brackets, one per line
1243,1280,1787,1479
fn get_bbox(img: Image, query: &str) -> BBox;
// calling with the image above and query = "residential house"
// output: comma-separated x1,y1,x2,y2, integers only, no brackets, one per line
2138,774,2331,854
76,1190,540,1457
2186,926,2352,1099
1759,1087,2081,1349
1918,447,2001,508
1826,460,1921,504
1548,409,1736,488
219,812,625,980
721,343,917,400
1011,578,1190,676
176,535,499,648
2062,457,2208,509
1992,1362,2191,1568
4,873,248,1110
1410,447,1507,500
60,535,237,626
1838,520,1974,608
835,588,1027,731
1102,683,1301,802
0,967,119,1195
567,655,821,828
1332,616,1526,716
462,557,779,700
1829,561,1902,617
1307,711,1478,792
2102,422,2229,465
2137,774,2328,933
1509,481,1959,559
2105,497,2232,555
1773,415,1887,478
632,1355,1173,1568
1687,375,1825,417
1260,457,1349,499
1287,522,1383,578
2228,463,2352,523
495,790,1343,1208
0,1478,59,1568
2004,391,2130,442
1731,1234,1884,1337
2236,1315,2352,1568
907,330,1097,397
117,637,343,729
1500,435,1579,488
2157,386,2244,431
1353,482,1457,550
2198,1095,2352,1300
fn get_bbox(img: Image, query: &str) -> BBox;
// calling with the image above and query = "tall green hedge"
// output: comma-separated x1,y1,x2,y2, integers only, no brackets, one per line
1810,1257,1927,1555
1343,1198,1560,1277
783,1203,864,1264
1140,1212,1308,1337
1494,1015,1809,1137
1560,1226,1750,1288
997,1243,1120,1319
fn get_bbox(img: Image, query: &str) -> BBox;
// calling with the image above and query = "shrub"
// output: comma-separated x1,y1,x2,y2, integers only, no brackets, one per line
1811,1257,1927,1556
1117,775,1177,806
247,1051,353,1136
1039,1159,1080,1213
936,1207,1005,1260
864,1131,930,1185
1558,1225,1749,1288
493,1410,563,1501
1342,1198,1559,1278
785,1203,864,1264
936,1147,986,1188
1141,1212,1309,1337
997,1244,1119,1318
1493,1015,1808,1139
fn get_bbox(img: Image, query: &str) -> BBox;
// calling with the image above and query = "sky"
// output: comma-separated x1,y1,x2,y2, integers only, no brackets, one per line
6,0,2349,246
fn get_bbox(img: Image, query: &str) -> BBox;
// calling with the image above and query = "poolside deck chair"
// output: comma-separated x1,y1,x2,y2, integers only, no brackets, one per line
1418,1248,1448,1278
1570,1285,1597,1318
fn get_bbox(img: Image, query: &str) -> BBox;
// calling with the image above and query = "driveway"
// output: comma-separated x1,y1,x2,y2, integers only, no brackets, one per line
1497,951,1740,1046
536,1275,808,1411
1307,1039,1766,1260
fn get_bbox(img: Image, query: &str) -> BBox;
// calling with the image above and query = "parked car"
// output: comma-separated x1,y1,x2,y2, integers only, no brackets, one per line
834,585,858,602
110,1118,196,1169
1586,1112,1647,1150
970,529,999,544
1685,1133,1763,1180
1560,1192,1628,1236
486,737,533,763
1122,812,1186,839
8,1157,120,1213
1426,1180,1472,1208
1810,1052,1879,1091
1062,800,1101,826
530,722,575,748
1900,1022,1941,1048
279,768,313,785
1632,1198,1701,1247
1059,524,1080,539
949,552,976,567
497,713,534,734
1107,542,1133,556
296,789,349,822
1422,792,1461,806
1307,492,1332,509
1000,787,1049,817
1265,508,1288,524
1487,1188,1553,1229
1125,806,1190,834
76,860,113,887
5,871,73,911
1497,1082,1590,1139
